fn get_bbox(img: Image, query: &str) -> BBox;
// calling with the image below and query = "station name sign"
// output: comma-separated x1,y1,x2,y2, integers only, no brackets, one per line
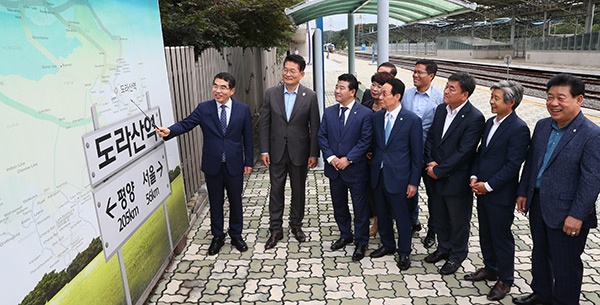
82,108,162,187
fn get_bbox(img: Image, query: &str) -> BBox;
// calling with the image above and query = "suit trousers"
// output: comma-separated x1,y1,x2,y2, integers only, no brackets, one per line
422,175,438,231
329,176,370,246
268,147,308,233
410,185,434,229
477,200,515,285
429,191,473,263
205,163,244,239
374,172,412,256
529,193,589,305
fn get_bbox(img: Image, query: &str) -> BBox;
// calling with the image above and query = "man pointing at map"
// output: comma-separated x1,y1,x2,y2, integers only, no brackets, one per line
156,72,254,256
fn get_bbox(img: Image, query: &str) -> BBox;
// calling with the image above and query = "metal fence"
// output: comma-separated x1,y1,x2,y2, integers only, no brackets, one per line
390,42,437,55
357,42,437,55
527,32,600,51
164,46,281,204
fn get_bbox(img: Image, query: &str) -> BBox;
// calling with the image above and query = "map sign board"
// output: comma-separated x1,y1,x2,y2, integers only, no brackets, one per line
82,107,162,186
0,1,187,304
91,146,171,260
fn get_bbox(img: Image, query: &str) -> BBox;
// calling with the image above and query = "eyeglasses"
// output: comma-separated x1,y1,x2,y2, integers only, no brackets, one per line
413,70,429,75
212,85,230,91
381,90,392,97
282,69,300,75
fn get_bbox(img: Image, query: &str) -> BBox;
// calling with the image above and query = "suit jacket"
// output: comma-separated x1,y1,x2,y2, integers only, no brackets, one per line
259,84,320,166
472,112,530,205
318,102,373,183
424,101,485,197
370,107,423,193
517,112,600,229
166,99,254,176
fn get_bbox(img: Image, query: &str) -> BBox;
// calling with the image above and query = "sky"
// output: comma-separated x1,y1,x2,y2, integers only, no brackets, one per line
318,14,404,31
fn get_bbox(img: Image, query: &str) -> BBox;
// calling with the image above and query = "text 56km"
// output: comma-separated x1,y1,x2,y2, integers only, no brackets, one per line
146,187,160,205
119,206,140,232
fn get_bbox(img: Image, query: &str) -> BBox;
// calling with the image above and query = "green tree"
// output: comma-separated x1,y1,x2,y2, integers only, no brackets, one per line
159,0,302,54
329,29,349,51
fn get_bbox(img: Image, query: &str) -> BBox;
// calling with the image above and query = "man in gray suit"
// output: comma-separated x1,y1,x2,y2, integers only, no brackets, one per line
260,54,320,249
513,74,600,305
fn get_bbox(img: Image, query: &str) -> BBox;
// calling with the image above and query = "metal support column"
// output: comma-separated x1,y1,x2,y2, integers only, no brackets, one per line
510,11,516,45
348,13,356,76
585,0,595,33
313,19,325,169
377,0,389,65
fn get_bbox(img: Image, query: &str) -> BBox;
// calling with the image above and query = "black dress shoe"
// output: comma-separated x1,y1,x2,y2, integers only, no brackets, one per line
231,236,248,252
397,255,411,270
487,281,510,301
411,221,422,236
370,246,395,258
331,237,354,251
439,260,460,275
424,250,449,263
464,268,498,281
512,293,551,305
352,245,367,261
424,229,435,248
291,227,307,242
265,232,283,250
208,236,225,255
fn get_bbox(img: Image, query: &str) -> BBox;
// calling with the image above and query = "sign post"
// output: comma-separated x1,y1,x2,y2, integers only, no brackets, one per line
504,54,512,80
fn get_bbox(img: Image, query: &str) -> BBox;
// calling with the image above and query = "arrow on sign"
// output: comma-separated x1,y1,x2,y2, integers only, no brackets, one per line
106,197,117,218
157,161,163,177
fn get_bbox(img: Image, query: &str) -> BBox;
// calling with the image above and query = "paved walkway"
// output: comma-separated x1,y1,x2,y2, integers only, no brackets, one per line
147,53,600,305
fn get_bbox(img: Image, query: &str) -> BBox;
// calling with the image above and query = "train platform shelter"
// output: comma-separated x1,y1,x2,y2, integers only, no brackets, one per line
146,53,600,305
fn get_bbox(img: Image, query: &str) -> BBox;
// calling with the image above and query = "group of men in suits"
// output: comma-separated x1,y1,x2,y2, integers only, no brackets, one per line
156,54,600,305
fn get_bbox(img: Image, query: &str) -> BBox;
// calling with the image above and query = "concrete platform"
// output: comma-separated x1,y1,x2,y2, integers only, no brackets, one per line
146,53,600,305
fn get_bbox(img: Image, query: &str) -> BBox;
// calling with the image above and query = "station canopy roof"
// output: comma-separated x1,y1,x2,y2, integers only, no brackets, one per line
285,0,478,25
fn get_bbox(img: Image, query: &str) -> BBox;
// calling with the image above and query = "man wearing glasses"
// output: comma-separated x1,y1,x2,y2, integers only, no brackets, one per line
260,54,320,249
156,72,253,256
401,59,444,248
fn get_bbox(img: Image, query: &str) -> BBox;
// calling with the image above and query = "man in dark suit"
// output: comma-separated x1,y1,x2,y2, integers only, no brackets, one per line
259,54,320,249
157,72,253,255
423,72,485,275
466,80,530,301
318,73,372,261
369,78,423,271
513,74,600,305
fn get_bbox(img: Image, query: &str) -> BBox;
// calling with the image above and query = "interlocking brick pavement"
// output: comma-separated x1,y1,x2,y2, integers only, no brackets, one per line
146,53,600,305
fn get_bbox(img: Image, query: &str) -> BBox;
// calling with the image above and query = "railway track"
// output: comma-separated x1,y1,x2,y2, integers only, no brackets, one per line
354,52,600,110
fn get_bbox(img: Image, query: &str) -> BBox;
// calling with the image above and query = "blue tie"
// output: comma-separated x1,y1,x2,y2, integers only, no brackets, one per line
339,106,348,135
220,105,227,161
220,105,227,134
385,112,393,144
